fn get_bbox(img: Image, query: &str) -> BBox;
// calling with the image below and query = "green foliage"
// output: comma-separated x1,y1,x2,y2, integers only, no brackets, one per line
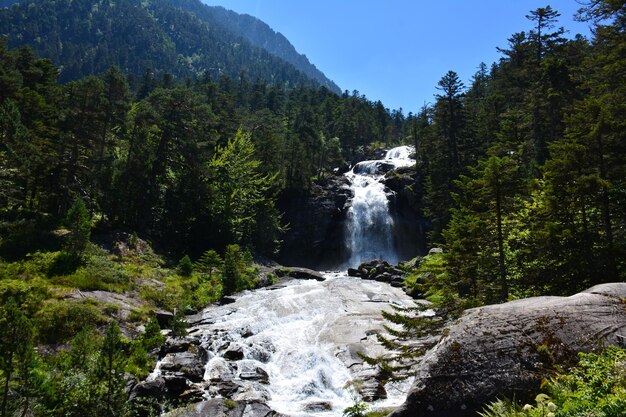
64,197,92,257
169,308,188,339
207,129,282,252
343,380,369,417
221,244,256,298
177,255,193,277
194,249,223,281
141,317,166,351
0,297,35,417
545,347,626,416
221,244,242,297
479,347,626,417
35,299,107,344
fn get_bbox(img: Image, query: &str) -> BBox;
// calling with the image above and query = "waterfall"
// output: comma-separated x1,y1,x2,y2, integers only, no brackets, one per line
345,146,415,267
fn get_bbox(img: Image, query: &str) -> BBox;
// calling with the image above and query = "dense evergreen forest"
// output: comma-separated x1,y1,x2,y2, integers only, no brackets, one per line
0,1,625,416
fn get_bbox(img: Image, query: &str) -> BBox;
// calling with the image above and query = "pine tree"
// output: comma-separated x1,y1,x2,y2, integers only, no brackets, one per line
64,196,91,257
95,322,128,417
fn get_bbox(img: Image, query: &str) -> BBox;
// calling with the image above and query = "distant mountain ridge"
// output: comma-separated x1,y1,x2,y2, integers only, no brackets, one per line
0,0,341,93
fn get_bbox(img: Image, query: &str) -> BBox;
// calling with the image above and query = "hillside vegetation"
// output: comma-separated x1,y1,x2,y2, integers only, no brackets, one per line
0,0,340,91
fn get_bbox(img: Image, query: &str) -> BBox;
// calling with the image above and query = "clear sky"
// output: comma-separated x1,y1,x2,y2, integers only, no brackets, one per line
201,1,593,114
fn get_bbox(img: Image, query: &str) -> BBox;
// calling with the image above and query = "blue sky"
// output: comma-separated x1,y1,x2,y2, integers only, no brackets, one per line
201,1,593,114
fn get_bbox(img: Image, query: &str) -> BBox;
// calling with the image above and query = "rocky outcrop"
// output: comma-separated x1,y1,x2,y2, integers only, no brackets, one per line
273,266,325,281
277,176,352,269
384,166,428,260
130,335,207,407
348,259,406,288
389,283,626,417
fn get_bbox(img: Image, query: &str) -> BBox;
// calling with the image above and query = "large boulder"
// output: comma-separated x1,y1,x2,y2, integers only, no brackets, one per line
390,283,626,417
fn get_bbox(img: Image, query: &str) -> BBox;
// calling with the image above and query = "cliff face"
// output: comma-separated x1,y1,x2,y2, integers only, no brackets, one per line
389,283,626,417
276,176,352,270
384,166,428,261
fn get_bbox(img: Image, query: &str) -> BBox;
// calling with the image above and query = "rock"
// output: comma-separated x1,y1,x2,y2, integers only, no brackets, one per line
159,347,209,382
350,260,407,286
238,361,269,384
389,283,626,417
160,337,200,356
215,380,240,397
333,162,351,175
383,166,428,259
390,276,405,287
129,378,166,400
347,267,360,277
273,267,325,281
277,176,352,269
359,376,387,402
156,310,174,328
161,399,247,417
220,296,237,305
302,401,332,412
223,343,245,361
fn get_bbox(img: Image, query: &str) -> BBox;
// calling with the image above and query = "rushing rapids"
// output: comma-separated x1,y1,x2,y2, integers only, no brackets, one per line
345,146,415,267
149,273,416,416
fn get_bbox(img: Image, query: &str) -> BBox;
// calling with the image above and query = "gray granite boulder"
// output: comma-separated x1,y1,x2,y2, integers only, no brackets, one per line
389,283,626,417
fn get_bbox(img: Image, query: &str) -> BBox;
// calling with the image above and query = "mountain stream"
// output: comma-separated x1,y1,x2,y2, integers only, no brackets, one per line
152,146,417,416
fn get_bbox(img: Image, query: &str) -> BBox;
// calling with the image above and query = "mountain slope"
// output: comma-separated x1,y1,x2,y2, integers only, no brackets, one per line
168,0,340,93
0,0,339,92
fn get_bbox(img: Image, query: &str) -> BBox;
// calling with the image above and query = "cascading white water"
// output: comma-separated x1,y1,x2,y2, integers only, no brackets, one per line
185,273,416,416
345,146,415,267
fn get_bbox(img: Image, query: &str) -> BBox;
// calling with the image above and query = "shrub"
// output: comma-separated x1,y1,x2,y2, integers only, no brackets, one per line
36,299,107,344
177,255,193,277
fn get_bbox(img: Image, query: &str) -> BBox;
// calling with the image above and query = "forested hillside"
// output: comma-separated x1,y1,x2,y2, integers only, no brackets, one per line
0,0,340,91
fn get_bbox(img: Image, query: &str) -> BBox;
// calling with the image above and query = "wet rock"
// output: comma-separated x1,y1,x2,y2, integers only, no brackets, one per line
223,343,245,361
160,337,201,356
273,267,325,281
220,296,237,305
238,361,269,384
302,401,333,412
350,260,407,286
389,283,626,417
347,268,360,277
160,348,209,382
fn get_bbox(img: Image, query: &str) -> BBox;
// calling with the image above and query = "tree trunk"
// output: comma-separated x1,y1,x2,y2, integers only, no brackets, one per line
496,188,508,301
